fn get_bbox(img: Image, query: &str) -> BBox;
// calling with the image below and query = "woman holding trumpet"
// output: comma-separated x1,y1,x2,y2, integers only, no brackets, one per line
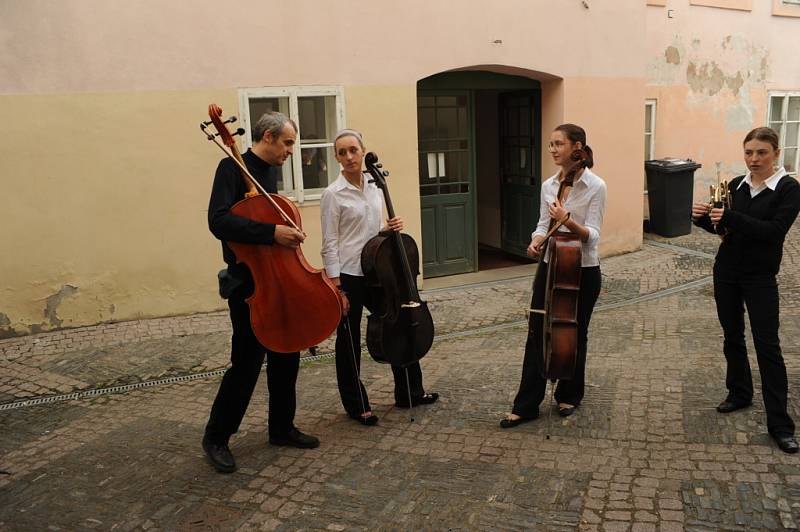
692,126,800,453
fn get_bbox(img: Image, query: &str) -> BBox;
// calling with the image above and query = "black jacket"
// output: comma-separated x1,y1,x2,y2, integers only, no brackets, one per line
208,149,279,268
694,174,800,276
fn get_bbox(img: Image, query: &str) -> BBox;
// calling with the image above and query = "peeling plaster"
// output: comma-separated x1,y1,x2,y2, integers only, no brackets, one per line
726,71,744,95
687,62,726,96
665,46,681,65
0,312,13,338
649,34,770,94
44,284,78,327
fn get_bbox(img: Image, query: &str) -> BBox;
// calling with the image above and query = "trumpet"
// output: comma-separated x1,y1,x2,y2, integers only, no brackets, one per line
709,179,732,237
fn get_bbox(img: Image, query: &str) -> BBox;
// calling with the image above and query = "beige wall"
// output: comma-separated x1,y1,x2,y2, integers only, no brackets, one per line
0,90,235,334
1,0,650,335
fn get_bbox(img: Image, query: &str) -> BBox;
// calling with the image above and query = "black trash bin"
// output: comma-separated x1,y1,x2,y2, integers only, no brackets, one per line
645,158,702,237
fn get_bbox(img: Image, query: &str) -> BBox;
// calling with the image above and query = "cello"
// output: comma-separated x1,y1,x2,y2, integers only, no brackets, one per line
201,104,343,353
528,148,588,381
360,152,435,368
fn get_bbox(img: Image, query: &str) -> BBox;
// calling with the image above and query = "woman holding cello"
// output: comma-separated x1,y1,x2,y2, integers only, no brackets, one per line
501,124,606,428
321,129,438,426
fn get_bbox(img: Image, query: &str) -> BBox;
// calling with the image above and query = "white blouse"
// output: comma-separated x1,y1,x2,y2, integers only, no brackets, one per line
532,167,607,267
320,173,383,278
738,166,787,198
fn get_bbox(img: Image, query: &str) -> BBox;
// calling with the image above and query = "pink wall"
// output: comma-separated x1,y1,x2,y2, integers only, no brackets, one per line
2,0,645,94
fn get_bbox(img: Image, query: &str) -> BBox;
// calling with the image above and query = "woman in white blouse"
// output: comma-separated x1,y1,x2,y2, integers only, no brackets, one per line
501,123,607,428
321,129,439,426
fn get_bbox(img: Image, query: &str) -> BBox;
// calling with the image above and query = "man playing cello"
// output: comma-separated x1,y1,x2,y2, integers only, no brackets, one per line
202,112,320,474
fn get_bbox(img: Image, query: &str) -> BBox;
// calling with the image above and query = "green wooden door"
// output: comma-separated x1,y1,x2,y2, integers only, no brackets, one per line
417,92,475,278
500,91,541,257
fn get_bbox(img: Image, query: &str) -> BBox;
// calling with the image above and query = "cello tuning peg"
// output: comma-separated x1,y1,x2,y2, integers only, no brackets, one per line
225,116,237,124
234,128,246,136
382,170,389,177
201,120,213,127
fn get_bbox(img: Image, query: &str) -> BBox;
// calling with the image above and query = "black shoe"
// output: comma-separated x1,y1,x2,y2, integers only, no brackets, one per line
716,399,752,413
499,413,538,429
202,436,236,474
772,434,799,454
558,405,577,417
395,392,440,409
269,428,320,449
348,412,379,426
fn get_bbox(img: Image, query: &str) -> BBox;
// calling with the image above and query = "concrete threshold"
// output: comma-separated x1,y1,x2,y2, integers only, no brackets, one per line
421,263,534,293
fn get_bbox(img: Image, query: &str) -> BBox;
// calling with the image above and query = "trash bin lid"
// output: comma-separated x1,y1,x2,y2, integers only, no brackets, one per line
645,158,702,173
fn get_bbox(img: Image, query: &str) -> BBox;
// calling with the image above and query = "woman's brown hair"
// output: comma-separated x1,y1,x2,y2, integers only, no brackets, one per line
554,123,594,168
743,127,780,151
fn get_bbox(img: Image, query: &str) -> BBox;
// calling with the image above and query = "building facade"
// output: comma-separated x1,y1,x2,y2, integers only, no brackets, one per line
1,0,798,337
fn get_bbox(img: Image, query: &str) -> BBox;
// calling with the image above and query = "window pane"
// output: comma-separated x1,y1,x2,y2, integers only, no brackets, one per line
645,105,653,132
783,148,797,173
440,184,468,194
458,105,469,137
786,122,800,148
770,96,784,122
418,106,435,140
437,107,458,139
298,96,337,144
248,97,289,143
645,133,653,160
770,122,784,137
789,97,800,122
519,106,531,136
418,153,435,184
441,152,468,183
301,146,335,190
277,155,292,191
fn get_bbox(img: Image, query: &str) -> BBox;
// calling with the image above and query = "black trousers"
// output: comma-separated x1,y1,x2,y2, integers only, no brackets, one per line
714,269,794,437
512,265,601,418
204,290,299,444
336,273,425,415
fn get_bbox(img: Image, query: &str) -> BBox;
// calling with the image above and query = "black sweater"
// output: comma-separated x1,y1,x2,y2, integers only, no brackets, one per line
208,149,278,268
694,174,800,276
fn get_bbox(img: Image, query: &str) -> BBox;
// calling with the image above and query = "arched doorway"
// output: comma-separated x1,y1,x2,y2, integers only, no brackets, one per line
416,69,544,278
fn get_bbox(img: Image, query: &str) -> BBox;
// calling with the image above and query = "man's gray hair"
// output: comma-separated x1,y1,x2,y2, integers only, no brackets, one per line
252,111,298,143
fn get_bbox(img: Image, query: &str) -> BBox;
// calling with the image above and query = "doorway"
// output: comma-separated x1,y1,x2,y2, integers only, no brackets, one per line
417,71,541,277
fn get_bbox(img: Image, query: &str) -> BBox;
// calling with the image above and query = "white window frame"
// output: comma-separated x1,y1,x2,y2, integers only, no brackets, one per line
645,100,657,162
238,85,346,203
644,99,657,193
767,91,800,177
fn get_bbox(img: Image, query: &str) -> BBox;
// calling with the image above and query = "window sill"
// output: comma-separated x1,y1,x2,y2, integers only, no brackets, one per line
689,0,752,11
773,0,800,17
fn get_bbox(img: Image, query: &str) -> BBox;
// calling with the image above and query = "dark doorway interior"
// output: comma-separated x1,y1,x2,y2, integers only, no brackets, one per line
478,244,533,270
417,70,541,277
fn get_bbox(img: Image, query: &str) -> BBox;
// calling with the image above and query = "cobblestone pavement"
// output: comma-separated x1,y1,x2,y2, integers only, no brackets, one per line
1,226,800,530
